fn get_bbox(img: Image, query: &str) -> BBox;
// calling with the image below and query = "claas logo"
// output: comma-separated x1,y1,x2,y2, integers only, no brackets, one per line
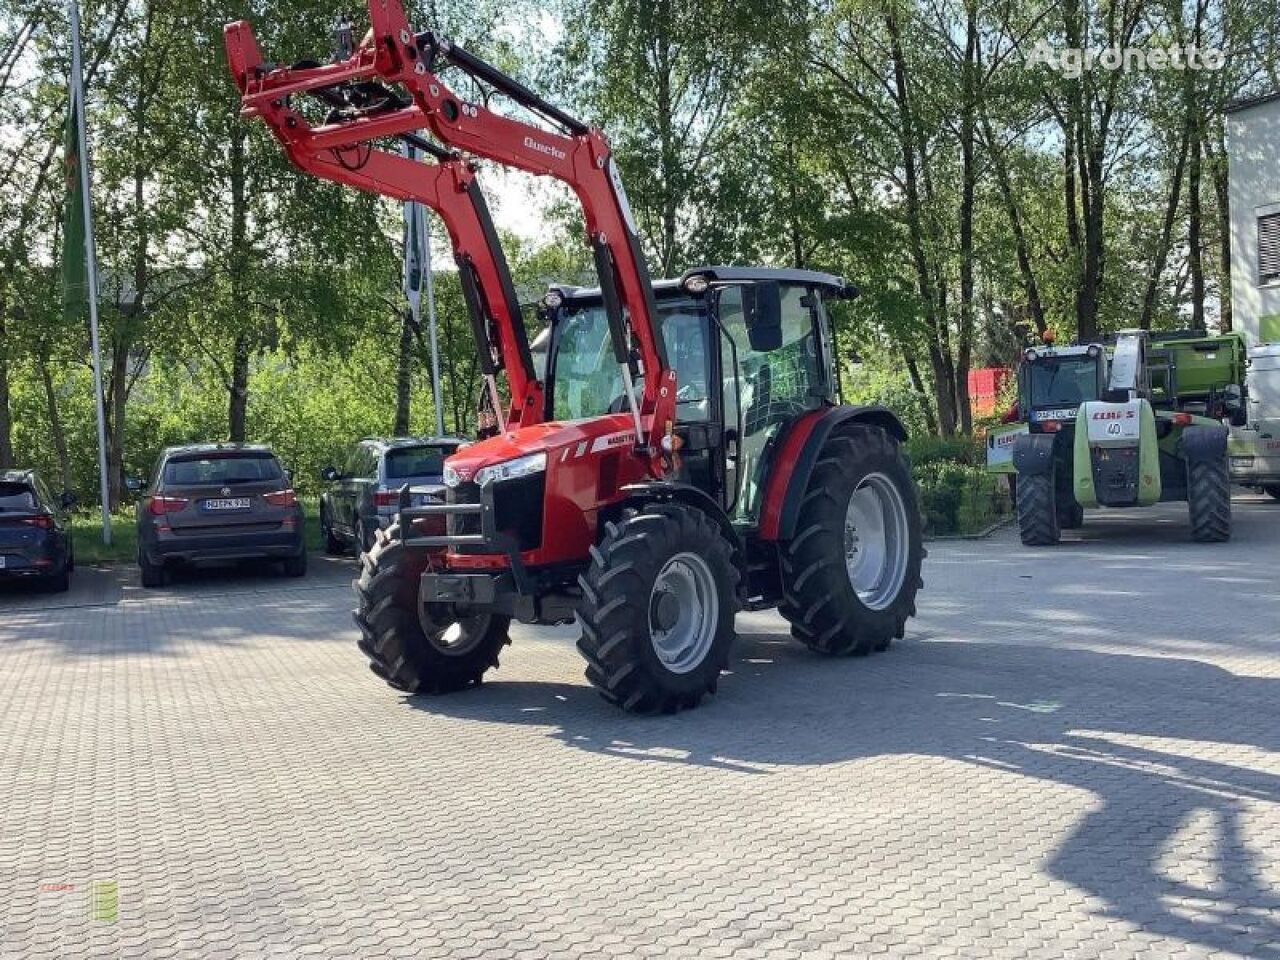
1091,410,1136,420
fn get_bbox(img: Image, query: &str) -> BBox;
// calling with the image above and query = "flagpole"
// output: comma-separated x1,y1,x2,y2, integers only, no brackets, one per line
422,211,445,438
67,0,111,545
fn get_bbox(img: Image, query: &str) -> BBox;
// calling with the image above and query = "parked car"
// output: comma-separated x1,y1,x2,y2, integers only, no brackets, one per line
319,436,464,554
0,469,75,592
135,443,305,587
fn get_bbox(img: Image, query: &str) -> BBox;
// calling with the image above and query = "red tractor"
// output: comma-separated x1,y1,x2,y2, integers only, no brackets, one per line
226,1,924,713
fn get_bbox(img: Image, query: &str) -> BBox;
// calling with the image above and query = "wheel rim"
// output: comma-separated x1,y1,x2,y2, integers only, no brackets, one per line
420,605,492,657
844,473,911,611
648,551,719,674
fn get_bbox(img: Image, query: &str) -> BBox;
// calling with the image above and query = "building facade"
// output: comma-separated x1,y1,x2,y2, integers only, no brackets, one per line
1227,92,1280,346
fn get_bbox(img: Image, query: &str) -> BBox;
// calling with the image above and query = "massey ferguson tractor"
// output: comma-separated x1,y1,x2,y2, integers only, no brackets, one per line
226,1,924,713
1011,331,1231,545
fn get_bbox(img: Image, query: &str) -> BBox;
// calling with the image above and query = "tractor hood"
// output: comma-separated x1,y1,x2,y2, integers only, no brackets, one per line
441,414,636,487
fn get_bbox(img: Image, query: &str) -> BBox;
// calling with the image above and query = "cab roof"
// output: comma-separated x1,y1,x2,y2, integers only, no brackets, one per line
552,265,854,303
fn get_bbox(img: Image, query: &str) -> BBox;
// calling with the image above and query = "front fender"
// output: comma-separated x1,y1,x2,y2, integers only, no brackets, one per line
616,482,745,579
1012,432,1059,476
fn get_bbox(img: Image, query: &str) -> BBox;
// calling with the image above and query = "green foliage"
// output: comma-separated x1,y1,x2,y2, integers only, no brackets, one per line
914,460,1010,537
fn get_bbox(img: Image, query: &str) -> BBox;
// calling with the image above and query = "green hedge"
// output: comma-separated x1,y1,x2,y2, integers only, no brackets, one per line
911,450,1011,537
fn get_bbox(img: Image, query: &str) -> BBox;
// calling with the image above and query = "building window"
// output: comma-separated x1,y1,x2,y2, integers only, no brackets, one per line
1260,211,1280,285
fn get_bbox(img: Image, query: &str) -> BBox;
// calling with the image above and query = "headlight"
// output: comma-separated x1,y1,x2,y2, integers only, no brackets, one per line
442,463,463,488
474,452,547,486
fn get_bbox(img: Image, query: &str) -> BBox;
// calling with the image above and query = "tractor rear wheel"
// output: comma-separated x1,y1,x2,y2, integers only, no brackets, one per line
353,523,511,693
576,502,738,714
778,426,924,656
1016,471,1060,545
1187,458,1231,542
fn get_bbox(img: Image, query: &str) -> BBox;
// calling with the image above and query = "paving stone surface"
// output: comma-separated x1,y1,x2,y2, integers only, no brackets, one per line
1,498,1278,959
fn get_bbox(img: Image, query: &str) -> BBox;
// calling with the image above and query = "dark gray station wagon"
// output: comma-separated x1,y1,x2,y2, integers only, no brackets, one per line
135,444,305,587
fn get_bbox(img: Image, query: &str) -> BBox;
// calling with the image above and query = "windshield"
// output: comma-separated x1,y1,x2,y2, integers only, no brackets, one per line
163,454,283,486
550,300,710,422
1025,357,1101,408
385,446,449,480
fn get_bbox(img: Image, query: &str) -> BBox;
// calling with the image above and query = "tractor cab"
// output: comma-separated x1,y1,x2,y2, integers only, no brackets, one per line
1018,343,1107,434
540,267,849,528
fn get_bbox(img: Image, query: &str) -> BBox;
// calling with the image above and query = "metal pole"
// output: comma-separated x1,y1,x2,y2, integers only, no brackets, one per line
68,0,111,545
422,212,445,437
401,141,445,437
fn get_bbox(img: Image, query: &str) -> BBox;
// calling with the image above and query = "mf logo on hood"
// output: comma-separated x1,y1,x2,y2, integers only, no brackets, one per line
523,136,567,161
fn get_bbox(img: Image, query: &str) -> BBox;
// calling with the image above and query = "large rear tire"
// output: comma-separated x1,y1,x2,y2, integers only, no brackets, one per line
576,502,738,714
353,524,511,694
1016,470,1060,545
1188,457,1231,542
778,426,924,656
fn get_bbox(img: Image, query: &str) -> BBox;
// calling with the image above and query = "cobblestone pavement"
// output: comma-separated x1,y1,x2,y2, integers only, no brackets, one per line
2,497,1278,959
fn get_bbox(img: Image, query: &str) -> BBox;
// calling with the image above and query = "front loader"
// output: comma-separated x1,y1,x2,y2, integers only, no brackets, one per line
1011,331,1231,545
226,1,925,714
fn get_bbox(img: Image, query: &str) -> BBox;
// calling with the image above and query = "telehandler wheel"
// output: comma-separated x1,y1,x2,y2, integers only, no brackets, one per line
576,502,738,714
1016,471,1060,546
1187,458,1231,542
1058,501,1085,530
778,426,924,657
353,523,511,694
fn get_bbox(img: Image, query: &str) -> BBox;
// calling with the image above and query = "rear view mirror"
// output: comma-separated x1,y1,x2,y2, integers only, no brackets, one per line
743,281,783,352
321,466,339,482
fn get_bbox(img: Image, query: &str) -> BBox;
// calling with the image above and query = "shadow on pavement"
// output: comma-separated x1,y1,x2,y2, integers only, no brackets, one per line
407,634,1280,958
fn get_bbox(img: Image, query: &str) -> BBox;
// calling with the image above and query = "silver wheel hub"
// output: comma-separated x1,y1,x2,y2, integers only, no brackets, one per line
844,473,911,611
420,605,491,657
648,552,719,674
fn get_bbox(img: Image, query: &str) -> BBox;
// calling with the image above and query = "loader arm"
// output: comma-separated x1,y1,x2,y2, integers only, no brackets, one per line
227,1,674,457
223,21,541,430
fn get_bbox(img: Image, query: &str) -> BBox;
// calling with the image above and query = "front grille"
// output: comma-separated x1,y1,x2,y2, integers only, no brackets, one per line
1091,447,1139,507
450,476,545,553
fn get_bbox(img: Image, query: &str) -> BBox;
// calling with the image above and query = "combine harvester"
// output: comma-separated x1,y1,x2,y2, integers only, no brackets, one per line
226,1,924,713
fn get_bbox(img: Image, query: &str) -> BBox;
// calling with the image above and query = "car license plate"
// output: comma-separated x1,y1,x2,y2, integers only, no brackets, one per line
203,497,251,511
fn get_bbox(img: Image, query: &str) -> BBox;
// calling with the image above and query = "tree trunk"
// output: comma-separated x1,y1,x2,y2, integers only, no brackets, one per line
39,354,71,491
227,125,251,438
887,10,955,437
0,345,12,469
106,339,128,507
395,308,413,435
228,333,250,442
956,0,977,435
1140,126,1190,331
903,347,938,436
983,114,1047,335
1209,119,1232,331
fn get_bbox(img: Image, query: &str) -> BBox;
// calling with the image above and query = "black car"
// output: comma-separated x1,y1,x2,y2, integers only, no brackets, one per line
320,436,464,554
0,469,75,592
135,444,306,587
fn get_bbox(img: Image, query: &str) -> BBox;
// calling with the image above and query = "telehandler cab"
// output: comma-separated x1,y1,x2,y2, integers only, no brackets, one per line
226,1,925,713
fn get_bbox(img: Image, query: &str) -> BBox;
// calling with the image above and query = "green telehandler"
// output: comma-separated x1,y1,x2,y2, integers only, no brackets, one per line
1006,331,1232,545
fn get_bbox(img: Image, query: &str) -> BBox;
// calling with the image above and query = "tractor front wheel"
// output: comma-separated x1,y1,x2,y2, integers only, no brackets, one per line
1187,458,1231,542
576,502,738,713
1016,470,1060,546
353,523,511,693
778,426,924,656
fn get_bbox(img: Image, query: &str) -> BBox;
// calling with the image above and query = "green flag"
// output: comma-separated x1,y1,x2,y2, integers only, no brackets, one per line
62,89,87,321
